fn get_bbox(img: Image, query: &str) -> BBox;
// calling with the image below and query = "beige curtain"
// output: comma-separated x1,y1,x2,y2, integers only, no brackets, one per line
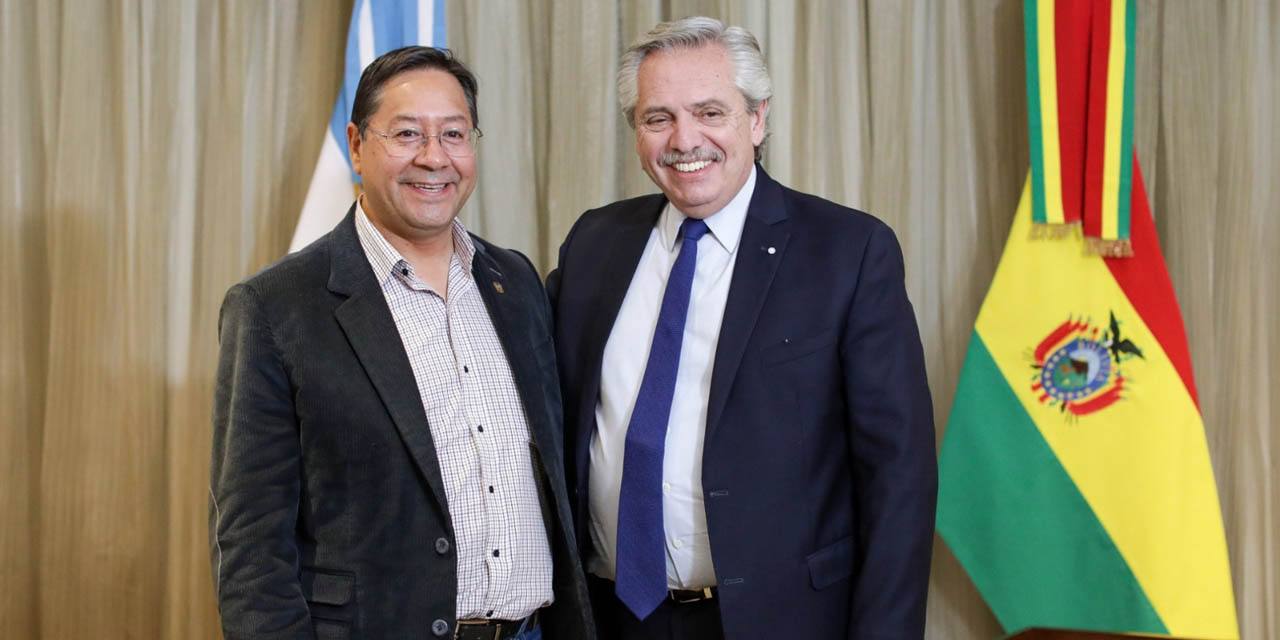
2,1,1274,638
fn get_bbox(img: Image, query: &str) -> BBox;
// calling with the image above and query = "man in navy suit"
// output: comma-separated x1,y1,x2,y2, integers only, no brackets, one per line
547,17,937,640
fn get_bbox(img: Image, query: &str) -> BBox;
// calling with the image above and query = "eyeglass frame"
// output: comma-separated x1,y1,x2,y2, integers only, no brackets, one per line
364,125,484,158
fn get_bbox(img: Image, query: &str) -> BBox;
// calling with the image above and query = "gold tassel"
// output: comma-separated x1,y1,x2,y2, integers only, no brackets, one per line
1029,221,1081,240
1085,237,1133,257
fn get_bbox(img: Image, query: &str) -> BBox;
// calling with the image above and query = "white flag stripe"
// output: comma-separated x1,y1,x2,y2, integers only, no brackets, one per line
357,0,375,71
419,2,433,54
290,133,359,253
289,0,440,254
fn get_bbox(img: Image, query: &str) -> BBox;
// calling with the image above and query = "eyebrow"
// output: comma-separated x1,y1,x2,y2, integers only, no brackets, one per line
387,113,470,127
638,99,731,117
691,99,730,110
638,105,673,118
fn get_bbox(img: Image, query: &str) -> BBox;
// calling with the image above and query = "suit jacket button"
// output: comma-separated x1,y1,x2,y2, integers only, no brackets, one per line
431,619,449,636
434,537,450,555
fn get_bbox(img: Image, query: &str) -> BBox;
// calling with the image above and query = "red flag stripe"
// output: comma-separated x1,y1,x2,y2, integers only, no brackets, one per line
1083,0,1114,239
1053,0,1093,223
1103,159,1200,409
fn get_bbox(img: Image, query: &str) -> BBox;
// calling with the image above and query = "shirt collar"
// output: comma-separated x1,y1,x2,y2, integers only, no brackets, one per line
354,197,476,285
656,164,756,254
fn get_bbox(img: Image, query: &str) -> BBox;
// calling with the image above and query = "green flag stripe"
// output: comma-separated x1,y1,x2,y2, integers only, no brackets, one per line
1024,0,1048,225
1115,0,1136,239
937,331,1167,635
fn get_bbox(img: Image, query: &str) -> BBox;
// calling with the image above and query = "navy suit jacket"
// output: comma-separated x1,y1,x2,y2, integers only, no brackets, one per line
210,207,593,639
547,167,937,640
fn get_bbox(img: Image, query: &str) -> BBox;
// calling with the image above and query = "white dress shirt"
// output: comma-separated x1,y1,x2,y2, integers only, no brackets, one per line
355,201,554,620
588,167,757,589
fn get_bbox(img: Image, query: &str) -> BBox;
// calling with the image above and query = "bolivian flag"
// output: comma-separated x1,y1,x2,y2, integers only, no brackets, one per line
936,1,1239,638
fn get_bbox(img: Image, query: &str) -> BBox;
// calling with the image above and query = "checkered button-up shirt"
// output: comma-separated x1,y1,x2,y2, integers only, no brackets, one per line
354,202,554,620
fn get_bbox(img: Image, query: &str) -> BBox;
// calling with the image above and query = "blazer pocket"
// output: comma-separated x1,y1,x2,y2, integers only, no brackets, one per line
314,619,351,640
301,568,356,623
806,535,856,590
760,328,839,367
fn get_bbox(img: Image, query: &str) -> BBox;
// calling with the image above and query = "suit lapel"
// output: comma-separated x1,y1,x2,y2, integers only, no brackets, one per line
470,246,549,457
705,167,790,446
327,207,452,524
579,198,667,431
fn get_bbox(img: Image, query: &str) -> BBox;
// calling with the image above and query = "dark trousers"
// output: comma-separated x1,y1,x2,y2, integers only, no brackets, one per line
588,575,725,640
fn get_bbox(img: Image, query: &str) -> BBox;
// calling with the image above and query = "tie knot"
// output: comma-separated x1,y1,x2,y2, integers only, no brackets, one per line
679,218,709,244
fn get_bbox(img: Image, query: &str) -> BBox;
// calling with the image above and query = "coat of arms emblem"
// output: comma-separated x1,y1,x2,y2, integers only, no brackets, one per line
1030,312,1144,417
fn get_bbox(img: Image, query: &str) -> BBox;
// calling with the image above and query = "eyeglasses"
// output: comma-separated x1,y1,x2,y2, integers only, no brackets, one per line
366,126,483,158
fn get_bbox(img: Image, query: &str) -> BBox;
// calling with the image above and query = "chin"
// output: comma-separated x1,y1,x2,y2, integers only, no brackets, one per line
671,190,716,210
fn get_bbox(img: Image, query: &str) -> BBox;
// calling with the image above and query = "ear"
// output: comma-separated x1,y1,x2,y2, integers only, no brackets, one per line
346,122,364,175
749,98,768,147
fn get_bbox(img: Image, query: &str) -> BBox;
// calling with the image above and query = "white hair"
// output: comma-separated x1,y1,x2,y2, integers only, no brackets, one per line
617,16,773,149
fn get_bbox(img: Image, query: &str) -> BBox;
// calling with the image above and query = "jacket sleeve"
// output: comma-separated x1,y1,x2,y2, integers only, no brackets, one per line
209,283,315,640
840,223,938,640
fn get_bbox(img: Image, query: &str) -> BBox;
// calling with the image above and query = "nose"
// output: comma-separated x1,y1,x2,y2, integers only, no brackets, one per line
413,134,451,169
668,114,702,152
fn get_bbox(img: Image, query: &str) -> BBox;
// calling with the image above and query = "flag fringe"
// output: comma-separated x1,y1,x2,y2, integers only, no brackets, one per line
1085,236,1134,257
1029,221,1081,240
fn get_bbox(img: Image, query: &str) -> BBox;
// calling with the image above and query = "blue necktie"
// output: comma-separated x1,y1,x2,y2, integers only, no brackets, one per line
614,217,710,620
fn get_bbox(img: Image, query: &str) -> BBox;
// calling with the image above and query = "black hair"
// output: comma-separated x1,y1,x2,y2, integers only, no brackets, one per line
350,46,478,135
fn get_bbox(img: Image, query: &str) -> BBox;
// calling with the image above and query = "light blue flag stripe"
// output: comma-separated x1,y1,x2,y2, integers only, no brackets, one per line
433,0,446,48
326,0,442,180
370,0,403,63
329,0,367,170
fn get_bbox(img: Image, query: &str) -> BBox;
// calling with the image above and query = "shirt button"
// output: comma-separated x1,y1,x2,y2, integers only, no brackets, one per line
431,619,449,636
488,485,495,493
662,482,671,494
434,537,450,555
493,549,500,557
477,425,484,433
673,538,684,549
463,365,470,373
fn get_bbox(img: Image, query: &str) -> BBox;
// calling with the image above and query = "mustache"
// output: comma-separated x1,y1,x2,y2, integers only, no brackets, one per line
658,149,724,166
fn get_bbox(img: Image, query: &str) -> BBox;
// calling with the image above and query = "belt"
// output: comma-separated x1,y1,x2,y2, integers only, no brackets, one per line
668,586,717,604
454,609,539,640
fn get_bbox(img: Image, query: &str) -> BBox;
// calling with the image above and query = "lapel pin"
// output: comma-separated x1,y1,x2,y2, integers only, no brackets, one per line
766,246,777,255
492,282,505,294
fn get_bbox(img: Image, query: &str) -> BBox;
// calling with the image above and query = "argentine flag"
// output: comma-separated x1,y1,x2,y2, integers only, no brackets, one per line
289,0,446,253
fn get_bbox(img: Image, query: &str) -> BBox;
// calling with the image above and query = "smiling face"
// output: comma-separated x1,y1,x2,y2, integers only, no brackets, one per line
633,44,767,219
347,68,477,243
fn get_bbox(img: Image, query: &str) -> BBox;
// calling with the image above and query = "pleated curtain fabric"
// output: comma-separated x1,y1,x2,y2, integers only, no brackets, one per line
1,1,1275,639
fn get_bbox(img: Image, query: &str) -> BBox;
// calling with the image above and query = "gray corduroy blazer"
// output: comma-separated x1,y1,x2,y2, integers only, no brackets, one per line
210,205,593,640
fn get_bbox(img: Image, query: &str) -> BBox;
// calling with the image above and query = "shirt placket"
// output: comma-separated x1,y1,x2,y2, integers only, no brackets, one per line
451,267,514,618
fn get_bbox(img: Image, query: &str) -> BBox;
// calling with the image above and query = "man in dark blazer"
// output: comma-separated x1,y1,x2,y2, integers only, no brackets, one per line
210,47,592,640
547,18,937,640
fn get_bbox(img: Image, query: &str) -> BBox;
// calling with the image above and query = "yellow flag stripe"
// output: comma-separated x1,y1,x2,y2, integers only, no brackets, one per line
1100,0,1129,239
